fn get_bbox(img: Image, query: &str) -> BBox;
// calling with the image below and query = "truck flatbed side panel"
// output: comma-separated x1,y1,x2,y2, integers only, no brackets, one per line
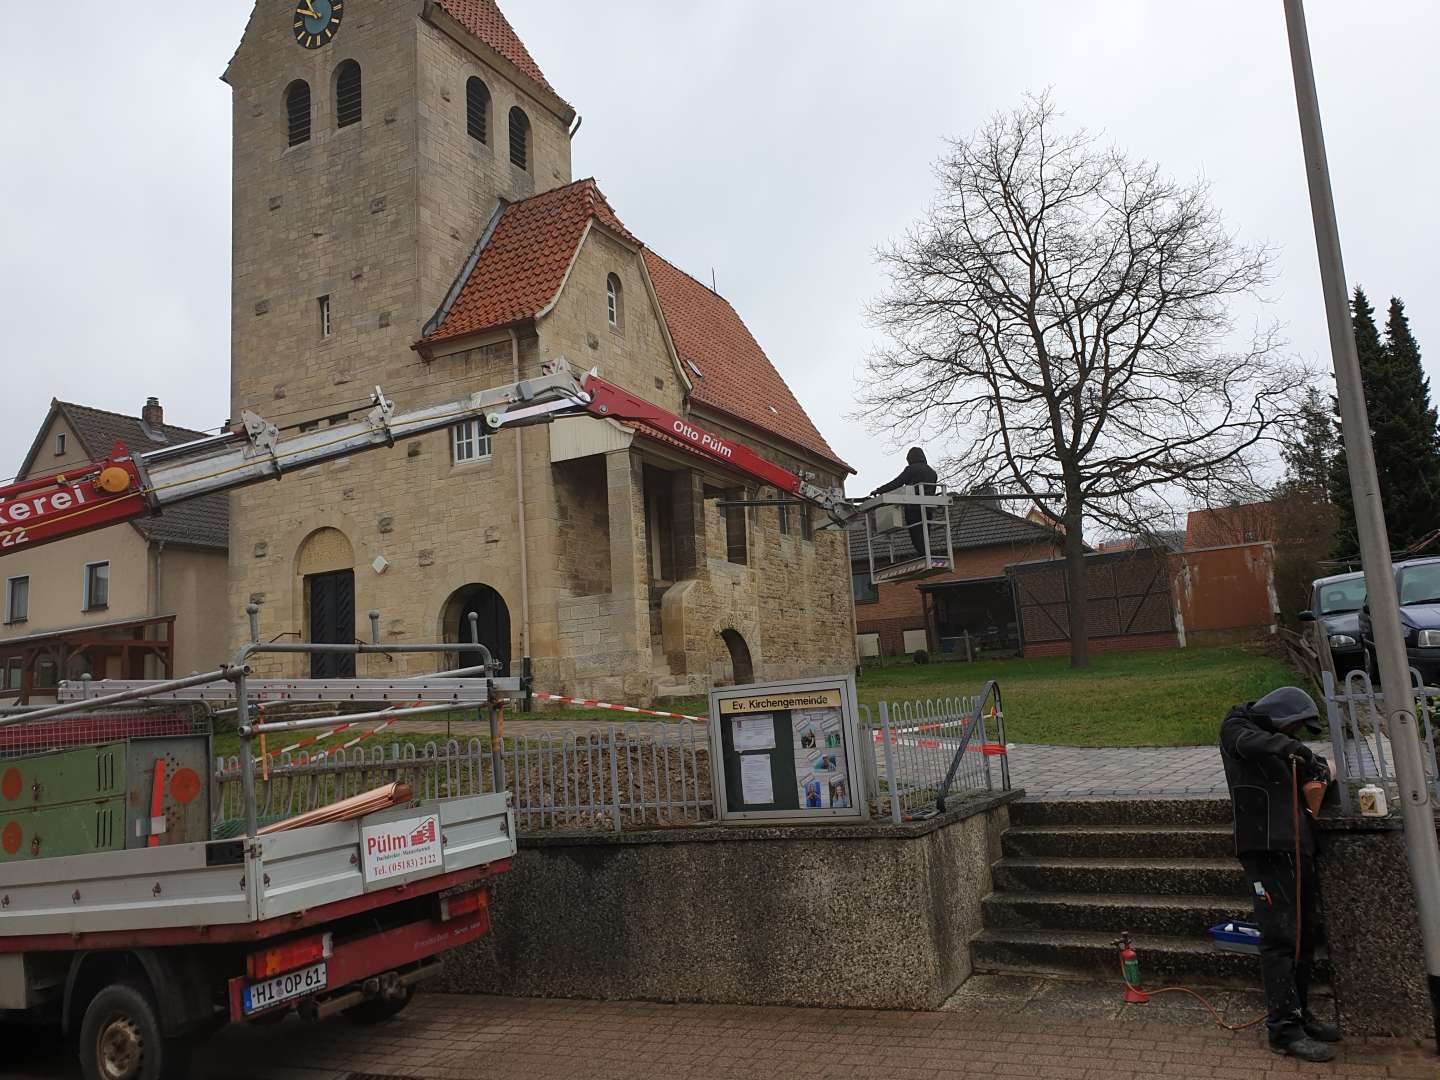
252,793,511,915
0,861,510,953
0,839,250,939
0,794,515,942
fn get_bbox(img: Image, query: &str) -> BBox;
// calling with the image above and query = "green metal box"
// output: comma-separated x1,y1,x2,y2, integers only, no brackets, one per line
0,736,210,862
0,797,125,862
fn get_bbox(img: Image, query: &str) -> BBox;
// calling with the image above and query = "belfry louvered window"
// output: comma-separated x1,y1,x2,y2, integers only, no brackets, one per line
508,106,530,170
466,77,490,144
285,80,311,146
335,60,362,128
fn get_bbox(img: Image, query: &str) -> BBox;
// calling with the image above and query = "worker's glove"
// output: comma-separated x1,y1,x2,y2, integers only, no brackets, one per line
1287,741,1315,765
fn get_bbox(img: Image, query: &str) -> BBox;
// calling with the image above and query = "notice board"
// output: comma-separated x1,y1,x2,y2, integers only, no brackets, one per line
707,676,867,823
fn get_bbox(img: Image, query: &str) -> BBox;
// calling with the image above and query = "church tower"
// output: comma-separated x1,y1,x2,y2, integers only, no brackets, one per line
225,0,574,413
222,1,574,667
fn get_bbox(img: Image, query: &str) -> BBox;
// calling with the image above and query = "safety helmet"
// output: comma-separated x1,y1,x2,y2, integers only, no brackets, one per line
1250,686,1322,735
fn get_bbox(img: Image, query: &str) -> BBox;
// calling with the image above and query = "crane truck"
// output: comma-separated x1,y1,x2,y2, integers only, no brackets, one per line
1,359,944,1080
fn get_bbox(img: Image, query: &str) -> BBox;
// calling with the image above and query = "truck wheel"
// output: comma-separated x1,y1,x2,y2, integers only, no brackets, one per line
342,985,413,1026
78,981,192,1080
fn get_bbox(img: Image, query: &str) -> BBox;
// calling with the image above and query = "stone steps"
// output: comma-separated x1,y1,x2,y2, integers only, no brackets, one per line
991,855,1248,897
982,890,1247,937
1002,824,1234,859
970,797,1292,991
1008,797,1233,827
971,927,1304,985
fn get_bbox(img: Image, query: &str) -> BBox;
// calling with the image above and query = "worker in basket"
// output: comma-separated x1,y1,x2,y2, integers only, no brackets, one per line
1219,686,1341,1062
871,447,939,558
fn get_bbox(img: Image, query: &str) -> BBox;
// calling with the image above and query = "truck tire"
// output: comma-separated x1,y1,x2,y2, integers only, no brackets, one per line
342,985,414,1026
77,981,192,1080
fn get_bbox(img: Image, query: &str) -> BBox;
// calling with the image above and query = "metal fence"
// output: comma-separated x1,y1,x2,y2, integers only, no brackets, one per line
212,689,1011,833
215,722,713,833
1322,669,1440,813
861,681,1008,824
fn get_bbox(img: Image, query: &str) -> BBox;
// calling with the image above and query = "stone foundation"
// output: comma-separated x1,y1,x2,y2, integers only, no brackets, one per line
439,791,1018,1010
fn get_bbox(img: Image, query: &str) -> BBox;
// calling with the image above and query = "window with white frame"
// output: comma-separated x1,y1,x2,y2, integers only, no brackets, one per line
55,432,66,455
84,561,109,611
5,576,27,624
606,273,624,332
451,419,492,464
318,295,331,339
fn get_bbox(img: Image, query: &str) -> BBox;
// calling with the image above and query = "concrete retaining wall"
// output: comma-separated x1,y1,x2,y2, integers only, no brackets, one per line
439,791,1018,1010
1317,816,1440,1039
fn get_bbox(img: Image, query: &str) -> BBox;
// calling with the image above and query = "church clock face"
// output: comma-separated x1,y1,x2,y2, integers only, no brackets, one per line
293,0,342,50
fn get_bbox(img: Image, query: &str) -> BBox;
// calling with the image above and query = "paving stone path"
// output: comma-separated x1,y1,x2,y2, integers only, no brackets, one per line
11,992,1424,1080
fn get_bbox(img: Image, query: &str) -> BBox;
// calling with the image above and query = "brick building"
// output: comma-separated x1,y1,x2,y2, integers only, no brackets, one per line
850,503,1062,659
224,1,854,700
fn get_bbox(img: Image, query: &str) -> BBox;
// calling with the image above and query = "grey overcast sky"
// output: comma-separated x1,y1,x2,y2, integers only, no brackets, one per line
1,2,1435,507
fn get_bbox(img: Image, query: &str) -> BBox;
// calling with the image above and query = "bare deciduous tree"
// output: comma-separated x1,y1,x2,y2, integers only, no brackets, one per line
861,96,1297,667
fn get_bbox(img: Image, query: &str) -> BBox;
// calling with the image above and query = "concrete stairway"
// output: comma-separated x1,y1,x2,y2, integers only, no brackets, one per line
971,797,1318,987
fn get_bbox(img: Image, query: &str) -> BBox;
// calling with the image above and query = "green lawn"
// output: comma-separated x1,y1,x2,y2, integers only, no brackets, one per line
209,643,1302,756
854,644,1301,747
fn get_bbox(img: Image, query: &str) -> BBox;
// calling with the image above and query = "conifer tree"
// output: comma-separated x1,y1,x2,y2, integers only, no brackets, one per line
1331,288,1440,558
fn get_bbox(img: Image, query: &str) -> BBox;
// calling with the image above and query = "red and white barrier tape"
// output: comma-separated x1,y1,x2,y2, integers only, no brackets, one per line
532,691,705,723
253,705,416,764
873,730,1009,755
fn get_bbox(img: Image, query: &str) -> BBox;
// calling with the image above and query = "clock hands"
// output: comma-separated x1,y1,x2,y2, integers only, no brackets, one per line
298,1,321,20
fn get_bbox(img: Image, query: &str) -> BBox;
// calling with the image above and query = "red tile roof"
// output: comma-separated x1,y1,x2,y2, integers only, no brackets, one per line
420,180,850,474
643,251,850,473
424,179,633,345
436,0,563,101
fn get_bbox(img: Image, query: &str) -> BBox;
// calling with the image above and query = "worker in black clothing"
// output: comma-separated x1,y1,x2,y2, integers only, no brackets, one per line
871,447,939,558
1219,686,1341,1062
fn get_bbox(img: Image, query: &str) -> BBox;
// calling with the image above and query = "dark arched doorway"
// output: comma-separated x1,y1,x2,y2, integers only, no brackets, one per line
720,629,754,685
446,584,511,677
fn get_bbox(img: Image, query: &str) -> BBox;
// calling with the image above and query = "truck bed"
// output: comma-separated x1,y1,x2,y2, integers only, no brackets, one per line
0,793,513,944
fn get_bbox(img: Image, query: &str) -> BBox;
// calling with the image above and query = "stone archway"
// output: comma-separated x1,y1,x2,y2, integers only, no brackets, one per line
441,584,511,677
720,628,754,685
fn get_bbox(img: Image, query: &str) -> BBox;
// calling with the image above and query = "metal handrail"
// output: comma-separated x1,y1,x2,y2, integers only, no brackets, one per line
935,680,1003,812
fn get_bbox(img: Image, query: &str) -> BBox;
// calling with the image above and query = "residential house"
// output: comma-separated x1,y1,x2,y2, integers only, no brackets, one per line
0,399,229,702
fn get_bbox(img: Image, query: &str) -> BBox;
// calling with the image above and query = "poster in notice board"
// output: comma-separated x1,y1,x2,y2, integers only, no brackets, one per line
708,677,866,822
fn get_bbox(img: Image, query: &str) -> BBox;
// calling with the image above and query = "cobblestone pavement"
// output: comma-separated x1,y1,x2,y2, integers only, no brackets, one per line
13,992,1432,1079
1004,740,1343,798
8,993,1423,1080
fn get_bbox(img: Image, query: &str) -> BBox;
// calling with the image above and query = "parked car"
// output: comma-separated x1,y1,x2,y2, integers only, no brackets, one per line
1356,556,1440,686
1300,570,1367,676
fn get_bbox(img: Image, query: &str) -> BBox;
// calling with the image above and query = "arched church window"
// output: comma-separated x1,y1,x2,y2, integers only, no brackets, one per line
508,106,530,170
606,273,624,332
285,80,311,147
335,60,362,128
466,77,490,144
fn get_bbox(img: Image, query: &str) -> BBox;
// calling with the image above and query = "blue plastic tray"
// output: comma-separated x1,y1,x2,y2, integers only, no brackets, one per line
1209,920,1261,955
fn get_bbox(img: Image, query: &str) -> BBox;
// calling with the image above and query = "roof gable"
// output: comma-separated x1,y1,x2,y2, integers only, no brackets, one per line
434,0,563,102
642,252,849,474
422,179,634,346
419,179,850,475
17,401,229,552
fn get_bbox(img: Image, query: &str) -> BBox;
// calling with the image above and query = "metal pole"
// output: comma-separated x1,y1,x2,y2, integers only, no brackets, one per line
238,667,258,839
488,703,503,795
1284,0,1440,1046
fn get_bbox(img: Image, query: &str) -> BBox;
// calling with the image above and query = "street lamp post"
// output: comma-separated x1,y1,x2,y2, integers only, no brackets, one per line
1283,0,1440,1048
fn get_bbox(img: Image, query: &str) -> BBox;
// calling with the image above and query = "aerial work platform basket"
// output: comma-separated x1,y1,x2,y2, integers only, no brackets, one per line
856,485,955,585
